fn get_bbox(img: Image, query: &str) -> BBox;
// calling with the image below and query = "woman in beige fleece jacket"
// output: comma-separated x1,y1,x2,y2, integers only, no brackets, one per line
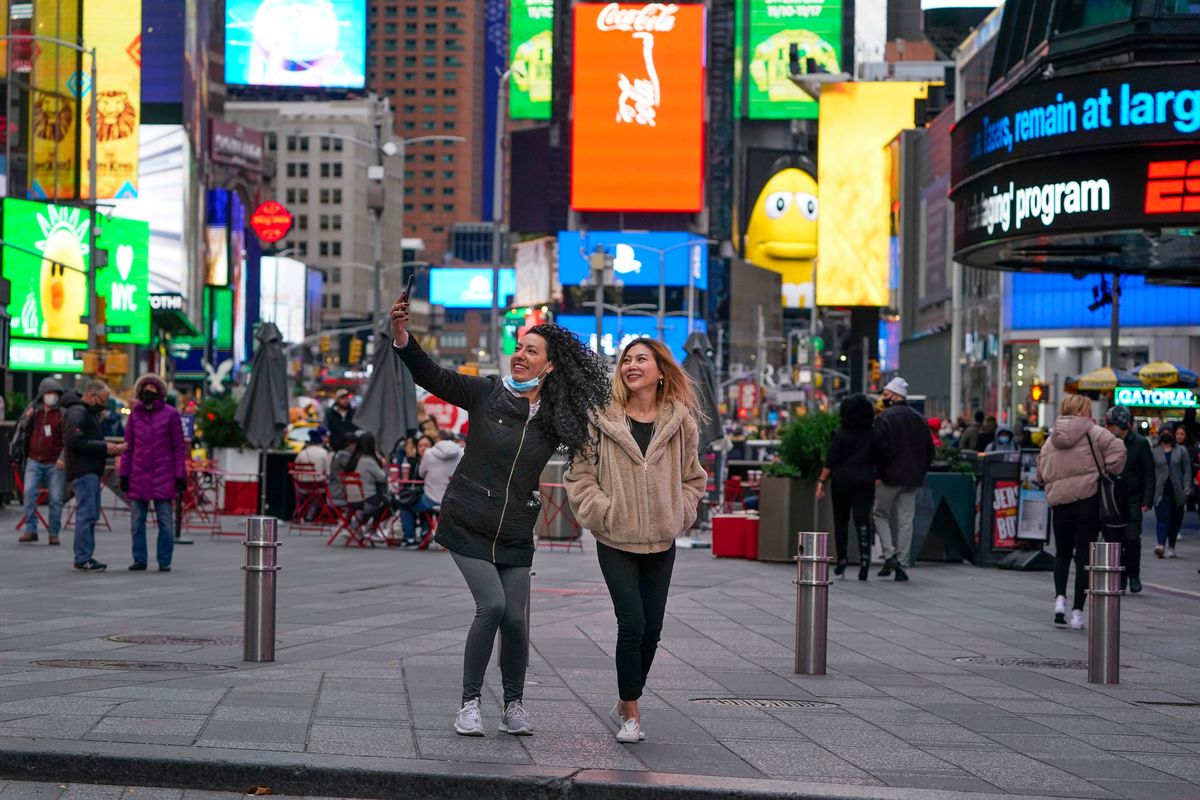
565,338,707,744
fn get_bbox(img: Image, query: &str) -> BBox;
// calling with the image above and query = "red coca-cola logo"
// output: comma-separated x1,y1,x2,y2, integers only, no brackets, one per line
596,2,678,33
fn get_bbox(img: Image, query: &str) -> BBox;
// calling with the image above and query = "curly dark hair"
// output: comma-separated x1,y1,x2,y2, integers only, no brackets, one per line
839,393,876,431
525,324,610,462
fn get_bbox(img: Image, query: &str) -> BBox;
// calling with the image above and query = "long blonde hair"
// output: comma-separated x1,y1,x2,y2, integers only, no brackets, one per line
612,338,703,418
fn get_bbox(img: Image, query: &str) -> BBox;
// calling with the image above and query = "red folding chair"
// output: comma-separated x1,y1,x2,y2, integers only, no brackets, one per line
721,476,745,512
12,463,50,533
417,509,440,550
326,473,374,548
288,463,335,535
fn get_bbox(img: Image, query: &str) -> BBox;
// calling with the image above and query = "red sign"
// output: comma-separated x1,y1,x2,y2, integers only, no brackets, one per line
570,3,707,212
424,396,465,433
250,201,293,244
1144,159,1200,214
993,480,1019,549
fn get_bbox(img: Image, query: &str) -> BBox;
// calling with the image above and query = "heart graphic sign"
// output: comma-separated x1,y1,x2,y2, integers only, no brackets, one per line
116,244,134,282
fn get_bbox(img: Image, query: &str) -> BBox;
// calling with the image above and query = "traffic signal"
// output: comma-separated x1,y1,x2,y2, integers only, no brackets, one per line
348,337,363,363
1030,383,1047,403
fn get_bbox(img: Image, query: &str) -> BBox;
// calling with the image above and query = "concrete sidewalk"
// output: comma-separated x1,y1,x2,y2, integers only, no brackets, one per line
0,508,1198,799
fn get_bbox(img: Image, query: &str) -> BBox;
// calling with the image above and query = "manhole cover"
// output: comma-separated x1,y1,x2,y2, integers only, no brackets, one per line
690,698,838,709
955,656,1088,670
34,659,235,672
106,634,243,646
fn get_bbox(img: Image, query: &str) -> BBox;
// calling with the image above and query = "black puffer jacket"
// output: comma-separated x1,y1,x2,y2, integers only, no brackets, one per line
62,391,108,482
875,401,935,488
395,337,557,567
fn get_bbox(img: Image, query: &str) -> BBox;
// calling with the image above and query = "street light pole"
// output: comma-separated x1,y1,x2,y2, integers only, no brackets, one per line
490,68,511,368
86,44,98,353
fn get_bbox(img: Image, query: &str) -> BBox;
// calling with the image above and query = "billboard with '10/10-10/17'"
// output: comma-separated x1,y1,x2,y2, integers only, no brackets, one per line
571,3,707,212
734,0,843,120
3,198,150,372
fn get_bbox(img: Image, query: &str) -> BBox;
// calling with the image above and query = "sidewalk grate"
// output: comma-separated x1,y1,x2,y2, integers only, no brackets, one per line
106,634,243,646
955,656,1088,669
689,698,838,709
34,659,235,672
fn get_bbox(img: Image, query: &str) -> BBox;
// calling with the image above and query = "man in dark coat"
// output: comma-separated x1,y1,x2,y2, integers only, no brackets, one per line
64,380,125,572
324,389,358,451
1105,406,1155,594
872,376,935,582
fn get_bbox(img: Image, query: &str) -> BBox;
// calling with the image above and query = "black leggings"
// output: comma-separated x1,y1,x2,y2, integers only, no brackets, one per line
1052,495,1099,611
831,476,874,563
596,541,675,702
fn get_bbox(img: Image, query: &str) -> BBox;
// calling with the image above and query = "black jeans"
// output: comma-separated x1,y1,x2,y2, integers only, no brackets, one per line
1052,494,1099,610
831,475,874,563
596,541,676,702
1120,518,1142,580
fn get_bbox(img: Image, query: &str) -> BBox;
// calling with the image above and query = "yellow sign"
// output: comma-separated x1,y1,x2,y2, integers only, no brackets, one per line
816,82,928,307
82,0,140,198
30,0,81,200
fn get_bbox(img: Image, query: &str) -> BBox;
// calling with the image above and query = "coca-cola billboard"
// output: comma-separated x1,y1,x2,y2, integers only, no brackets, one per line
571,3,706,212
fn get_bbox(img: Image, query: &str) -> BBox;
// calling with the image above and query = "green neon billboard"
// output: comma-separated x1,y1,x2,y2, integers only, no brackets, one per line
9,340,84,373
509,0,553,120
734,0,844,120
1113,386,1198,409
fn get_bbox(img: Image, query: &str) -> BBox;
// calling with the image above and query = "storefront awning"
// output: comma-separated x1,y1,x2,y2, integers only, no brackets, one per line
152,306,200,338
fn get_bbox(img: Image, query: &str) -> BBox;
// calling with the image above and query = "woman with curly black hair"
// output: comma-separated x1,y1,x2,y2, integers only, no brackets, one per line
390,292,609,738
815,393,885,581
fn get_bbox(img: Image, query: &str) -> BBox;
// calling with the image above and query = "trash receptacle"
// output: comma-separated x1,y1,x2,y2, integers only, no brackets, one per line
537,458,581,542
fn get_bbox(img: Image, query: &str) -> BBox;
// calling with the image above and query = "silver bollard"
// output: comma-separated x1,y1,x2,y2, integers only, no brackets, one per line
794,531,832,675
243,517,281,662
1086,540,1122,685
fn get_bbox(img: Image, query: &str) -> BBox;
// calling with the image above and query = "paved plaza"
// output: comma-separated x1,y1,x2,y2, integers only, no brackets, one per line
0,507,1198,800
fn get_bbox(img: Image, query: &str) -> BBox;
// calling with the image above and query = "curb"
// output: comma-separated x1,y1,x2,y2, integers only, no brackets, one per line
0,738,1098,800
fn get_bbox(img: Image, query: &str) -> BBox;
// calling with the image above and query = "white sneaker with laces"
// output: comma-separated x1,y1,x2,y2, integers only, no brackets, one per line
454,698,484,736
615,717,644,743
609,703,644,739
1167,548,1178,559
1070,609,1085,630
499,700,534,735
1054,595,1067,625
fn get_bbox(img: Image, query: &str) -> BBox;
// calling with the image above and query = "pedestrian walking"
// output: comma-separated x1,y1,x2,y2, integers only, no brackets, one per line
324,389,358,451
815,394,884,581
564,338,707,744
64,381,125,572
985,425,1020,454
397,431,462,547
872,377,935,581
1152,425,1190,559
390,290,609,738
959,410,984,451
118,375,187,572
12,378,66,545
1104,406,1154,594
1036,394,1125,629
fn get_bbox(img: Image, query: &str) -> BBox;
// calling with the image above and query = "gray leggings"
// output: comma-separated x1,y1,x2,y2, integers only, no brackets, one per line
451,551,530,705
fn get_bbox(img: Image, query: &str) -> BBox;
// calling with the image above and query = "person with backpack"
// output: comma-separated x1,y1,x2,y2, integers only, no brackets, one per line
12,378,67,545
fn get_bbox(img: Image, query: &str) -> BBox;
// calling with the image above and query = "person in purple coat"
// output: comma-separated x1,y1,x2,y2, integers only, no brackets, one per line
118,374,187,571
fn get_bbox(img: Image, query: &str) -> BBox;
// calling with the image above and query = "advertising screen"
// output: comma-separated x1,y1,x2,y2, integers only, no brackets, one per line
111,125,187,295
557,231,708,289
29,0,80,201
571,3,707,212
1009,273,1200,330
510,0,553,119
82,0,141,199
3,198,151,350
306,267,324,332
260,256,307,344
556,314,706,361
734,0,843,120
429,268,516,308
142,0,185,104
817,82,927,306
225,0,366,89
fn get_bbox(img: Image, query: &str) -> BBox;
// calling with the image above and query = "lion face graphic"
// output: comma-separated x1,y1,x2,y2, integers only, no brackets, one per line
32,94,74,143
92,91,136,142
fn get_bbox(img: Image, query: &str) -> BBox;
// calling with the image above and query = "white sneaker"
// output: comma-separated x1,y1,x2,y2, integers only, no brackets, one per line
609,703,644,739
1070,609,1085,630
1167,548,1178,559
499,700,534,735
1054,595,1068,626
615,716,644,743
454,698,484,736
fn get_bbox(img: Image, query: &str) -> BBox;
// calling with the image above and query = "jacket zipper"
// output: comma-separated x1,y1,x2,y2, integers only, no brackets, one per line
493,418,530,562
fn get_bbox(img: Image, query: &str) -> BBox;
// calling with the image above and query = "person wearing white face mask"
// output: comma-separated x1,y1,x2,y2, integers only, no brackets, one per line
12,378,67,545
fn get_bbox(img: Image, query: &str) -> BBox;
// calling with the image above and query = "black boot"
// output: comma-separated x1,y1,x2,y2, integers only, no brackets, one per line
878,556,898,578
894,564,909,582
856,525,871,581
834,559,848,578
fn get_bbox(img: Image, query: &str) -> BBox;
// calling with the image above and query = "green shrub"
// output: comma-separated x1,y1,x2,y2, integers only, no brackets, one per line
765,412,839,480
196,395,247,449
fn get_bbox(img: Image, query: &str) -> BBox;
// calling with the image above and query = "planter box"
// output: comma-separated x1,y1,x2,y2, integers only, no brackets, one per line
213,447,260,515
756,476,834,562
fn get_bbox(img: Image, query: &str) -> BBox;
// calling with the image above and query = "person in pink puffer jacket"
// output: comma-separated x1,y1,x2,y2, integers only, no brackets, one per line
1036,394,1125,630
118,374,187,572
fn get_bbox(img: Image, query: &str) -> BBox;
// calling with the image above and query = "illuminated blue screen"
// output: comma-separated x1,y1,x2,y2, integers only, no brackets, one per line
1009,273,1200,330
557,231,709,289
556,315,707,362
429,268,516,309
226,0,366,89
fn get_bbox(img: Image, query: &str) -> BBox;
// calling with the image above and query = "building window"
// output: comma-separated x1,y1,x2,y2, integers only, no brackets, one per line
331,294,341,309
297,241,308,256
441,154,455,164
422,121,436,130
405,186,414,196
331,215,342,231
444,310,465,323
442,187,454,196
332,189,342,204
422,170,434,179
403,87,416,96
319,163,344,178
443,104,457,114
444,71,457,81
297,215,308,230
422,104,436,114
423,154,435,163
286,188,297,204
442,203,454,212
331,241,342,257
444,88,457,96
286,135,297,151
319,214,330,230
404,203,414,212
424,5,437,16
423,55,436,67
403,120,416,130
421,186,434,196
441,332,467,348
265,133,277,151
403,55,416,66
443,120,456,130
297,188,309,203
319,242,329,257
331,267,342,283
442,170,454,179
421,203,434,212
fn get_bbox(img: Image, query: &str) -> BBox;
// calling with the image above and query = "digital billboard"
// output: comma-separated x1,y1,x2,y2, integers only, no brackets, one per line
429,268,517,308
82,0,141,199
3,198,151,352
556,315,706,362
510,0,553,119
111,125,188,295
817,82,927,306
1009,273,1200,331
734,0,843,120
557,231,708,289
225,0,366,89
571,3,707,212
29,0,80,201
260,256,307,344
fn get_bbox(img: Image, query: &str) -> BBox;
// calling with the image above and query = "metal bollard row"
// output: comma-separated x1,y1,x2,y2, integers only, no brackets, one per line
794,531,831,676
1086,540,1122,685
244,517,281,663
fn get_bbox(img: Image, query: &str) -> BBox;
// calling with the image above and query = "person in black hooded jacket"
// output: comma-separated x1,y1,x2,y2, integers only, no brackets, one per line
390,291,609,738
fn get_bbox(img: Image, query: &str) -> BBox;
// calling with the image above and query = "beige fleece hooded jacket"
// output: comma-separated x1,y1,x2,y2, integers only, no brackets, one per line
565,400,708,554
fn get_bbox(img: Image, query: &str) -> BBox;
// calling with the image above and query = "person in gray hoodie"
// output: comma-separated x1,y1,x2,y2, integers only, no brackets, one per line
1036,394,1125,630
397,431,463,547
984,425,1020,454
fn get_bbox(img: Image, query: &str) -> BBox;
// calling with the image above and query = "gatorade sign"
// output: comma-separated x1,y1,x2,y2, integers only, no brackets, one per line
1114,386,1198,409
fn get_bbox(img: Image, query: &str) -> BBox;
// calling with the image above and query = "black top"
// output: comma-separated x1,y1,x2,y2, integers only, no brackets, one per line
324,406,357,451
825,426,885,485
875,402,936,488
61,391,108,482
394,336,558,567
628,418,654,456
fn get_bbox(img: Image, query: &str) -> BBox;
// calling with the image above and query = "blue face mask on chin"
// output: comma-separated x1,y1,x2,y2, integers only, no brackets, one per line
504,367,549,393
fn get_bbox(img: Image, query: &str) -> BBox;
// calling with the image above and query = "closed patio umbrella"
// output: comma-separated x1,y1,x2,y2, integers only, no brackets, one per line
234,322,290,514
682,331,723,453
355,326,419,460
